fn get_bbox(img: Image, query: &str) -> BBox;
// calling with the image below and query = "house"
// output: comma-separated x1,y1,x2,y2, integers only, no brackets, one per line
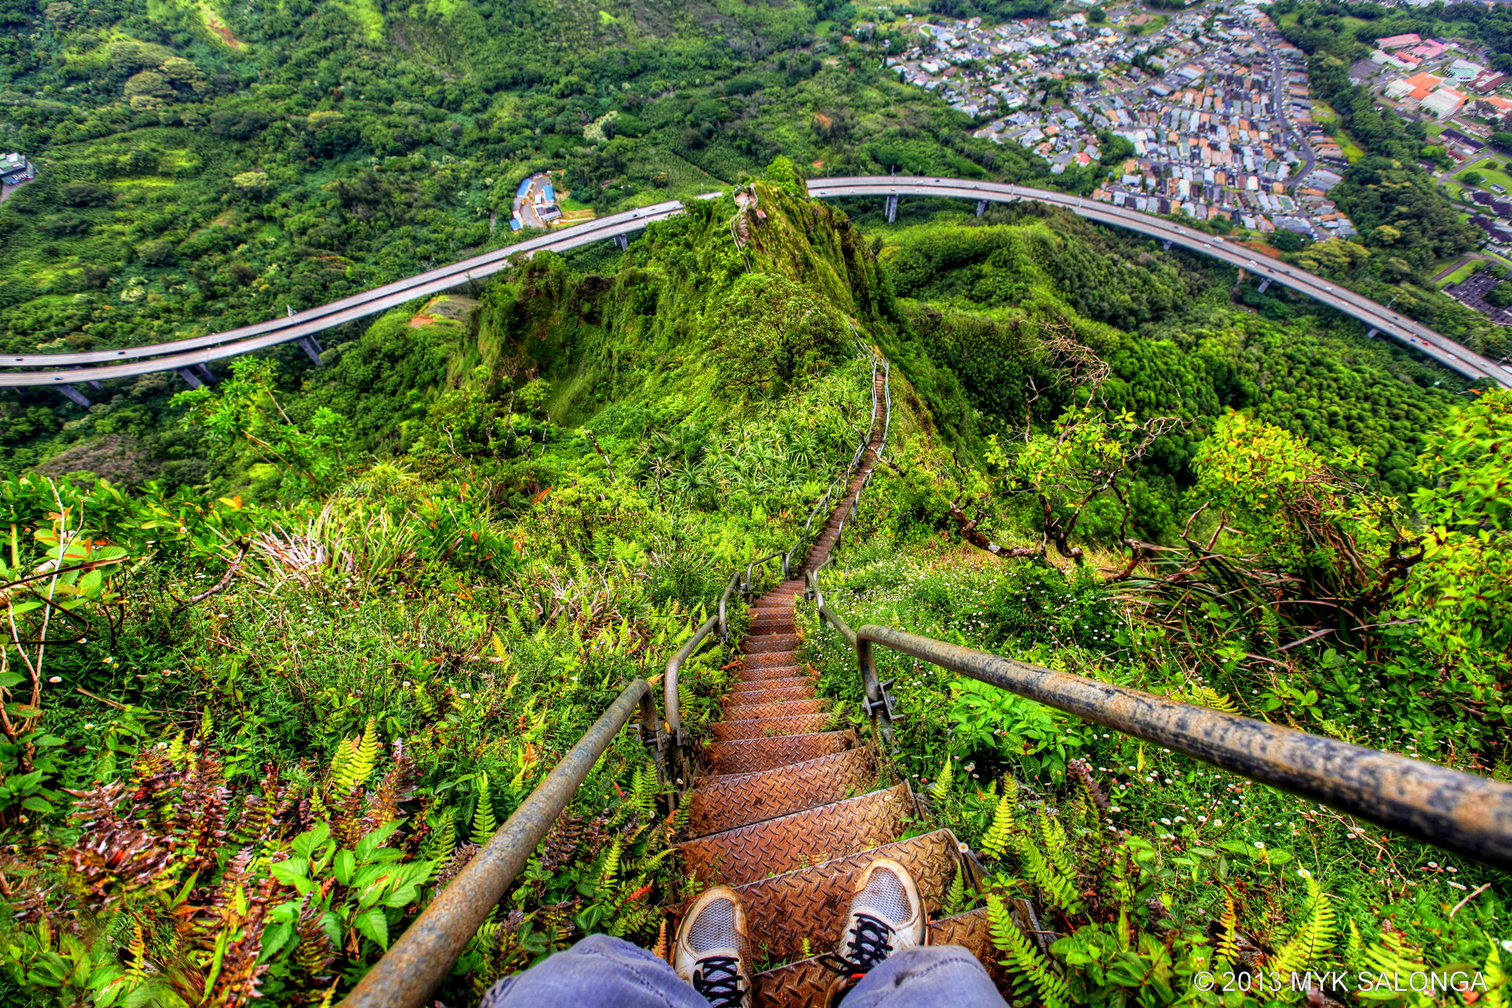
1376,33,1421,49
1421,87,1467,119
0,152,33,185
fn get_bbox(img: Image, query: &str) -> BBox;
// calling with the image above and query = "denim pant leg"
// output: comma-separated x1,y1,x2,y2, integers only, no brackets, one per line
478,934,710,1008
843,944,1008,1008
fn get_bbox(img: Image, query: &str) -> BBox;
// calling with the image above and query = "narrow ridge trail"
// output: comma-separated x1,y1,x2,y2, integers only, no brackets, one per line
673,368,1011,1007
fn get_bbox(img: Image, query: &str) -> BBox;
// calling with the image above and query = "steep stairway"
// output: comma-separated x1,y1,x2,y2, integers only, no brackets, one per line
673,371,1009,1007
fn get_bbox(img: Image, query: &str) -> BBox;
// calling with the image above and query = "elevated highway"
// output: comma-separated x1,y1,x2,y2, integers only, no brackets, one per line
4,176,1507,391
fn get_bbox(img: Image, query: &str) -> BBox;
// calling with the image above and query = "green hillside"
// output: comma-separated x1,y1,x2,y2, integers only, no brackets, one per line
1,175,1508,1006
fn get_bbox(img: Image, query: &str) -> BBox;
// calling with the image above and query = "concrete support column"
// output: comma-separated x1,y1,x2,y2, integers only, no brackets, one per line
1160,238,1172,251
298,334,324,366
1367,328,1379,339
885,194,898,223
1258,277,1272,293
177,367,204,389
976,199,987,217
87,380,104,391
195,363,218,386
57,385,91,408
614,234,629,251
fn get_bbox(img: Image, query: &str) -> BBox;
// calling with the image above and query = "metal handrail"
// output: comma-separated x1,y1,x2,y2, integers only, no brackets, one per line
800,589,1512,869
341,679,666,1008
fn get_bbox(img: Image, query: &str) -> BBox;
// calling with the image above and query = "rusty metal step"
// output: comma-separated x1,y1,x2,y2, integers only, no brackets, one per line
678,785,911,887
739,662,804,680
710,713,833,742
743,653,802,670
678,830,962,967
685,747,877,837
721,698,825,722
751,906,1007,1008
749,614,796,631
744,633,802,654
729,677,814,697
705,729,858,776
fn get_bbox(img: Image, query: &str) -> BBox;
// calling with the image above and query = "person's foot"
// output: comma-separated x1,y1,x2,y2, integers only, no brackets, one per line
819,857,926,1003
674,886,752,1008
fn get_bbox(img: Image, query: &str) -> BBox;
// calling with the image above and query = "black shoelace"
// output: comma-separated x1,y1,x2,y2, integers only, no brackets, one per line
692,954,746,1008
818,912,897,987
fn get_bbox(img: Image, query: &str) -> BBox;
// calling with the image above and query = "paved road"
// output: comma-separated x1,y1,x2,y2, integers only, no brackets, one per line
807,176,1512,385
4,177,1508,388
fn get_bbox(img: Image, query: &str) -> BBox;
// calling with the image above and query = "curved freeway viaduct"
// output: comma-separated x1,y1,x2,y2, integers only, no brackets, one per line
4,176,1508,395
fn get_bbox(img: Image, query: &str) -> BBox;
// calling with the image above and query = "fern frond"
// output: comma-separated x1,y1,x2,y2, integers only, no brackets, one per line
1016,831,1084,917
930,756,953,803
1270,871,1335,977
987,894,1071,1008
1037,811,1076,881
599,839,623,887
1483,937,1507,1008
980,784,1018,861
944,866,968,915
471,772,497,847
422,809,457,862
1216,894,1240,961
330,718,381,795
1197,687,1240,715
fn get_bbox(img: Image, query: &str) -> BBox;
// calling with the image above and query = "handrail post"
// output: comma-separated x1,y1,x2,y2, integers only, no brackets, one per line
856,636,897,748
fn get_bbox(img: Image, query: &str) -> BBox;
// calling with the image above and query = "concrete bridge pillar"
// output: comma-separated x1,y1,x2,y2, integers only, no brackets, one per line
298,334,324,366
177,364,218,389
1160,238,1172,251
976,199,987,217
614,234,629,251
885,195,898,224
57,385,91,408
1258,277,1272,293
87,380,104,391
1367,328,1378,339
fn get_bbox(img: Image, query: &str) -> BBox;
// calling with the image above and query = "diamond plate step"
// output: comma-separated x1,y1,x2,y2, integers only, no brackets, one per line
710,713,833,742
706,729,858,776
676,830,962,966
744,633,802,654
678,785,910,887
729,677,814,697
721,698,826,722
738,661,804,678
751,907,1007,1008
685,747,877,837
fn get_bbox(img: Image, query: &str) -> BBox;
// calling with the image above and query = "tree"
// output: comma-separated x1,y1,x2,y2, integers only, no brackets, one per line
1400,389,1512,686
1270,229,1304,252
171,358,347,493
1463,170,1486,187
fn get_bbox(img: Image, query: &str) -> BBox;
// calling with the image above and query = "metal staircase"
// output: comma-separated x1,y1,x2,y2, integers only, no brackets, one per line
669,368,1008,1007
344,350,1512,1008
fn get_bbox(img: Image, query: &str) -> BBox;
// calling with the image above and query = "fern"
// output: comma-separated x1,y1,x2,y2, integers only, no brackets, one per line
930,756,953,803
1270,870,1336,977
1360,926,1430,1006
599,838,623,887
1016,833,1084,917
944,865,968,915
1197,687,1240,715
1216,894,1240,961
627,764,657,821
987,894,1071,1008
1484,937,1508,1008
1037,811,1076,882
422,809,457,861
471,772,498,847
329,718,381,795
980,782,1018,860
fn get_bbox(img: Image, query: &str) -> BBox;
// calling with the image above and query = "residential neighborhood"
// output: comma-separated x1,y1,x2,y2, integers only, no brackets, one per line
0,152,35,201
884,3,1359,239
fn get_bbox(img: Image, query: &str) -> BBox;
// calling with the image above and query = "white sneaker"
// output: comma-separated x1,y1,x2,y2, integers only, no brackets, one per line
820,857,927,1002
674,886,752,1008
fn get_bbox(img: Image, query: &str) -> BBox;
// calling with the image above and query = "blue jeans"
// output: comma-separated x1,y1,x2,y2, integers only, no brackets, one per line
478,933,1008,1008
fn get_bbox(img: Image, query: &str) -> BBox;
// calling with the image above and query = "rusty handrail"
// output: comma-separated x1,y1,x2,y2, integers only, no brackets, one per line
842,624,1512,871
340,680,664,1008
